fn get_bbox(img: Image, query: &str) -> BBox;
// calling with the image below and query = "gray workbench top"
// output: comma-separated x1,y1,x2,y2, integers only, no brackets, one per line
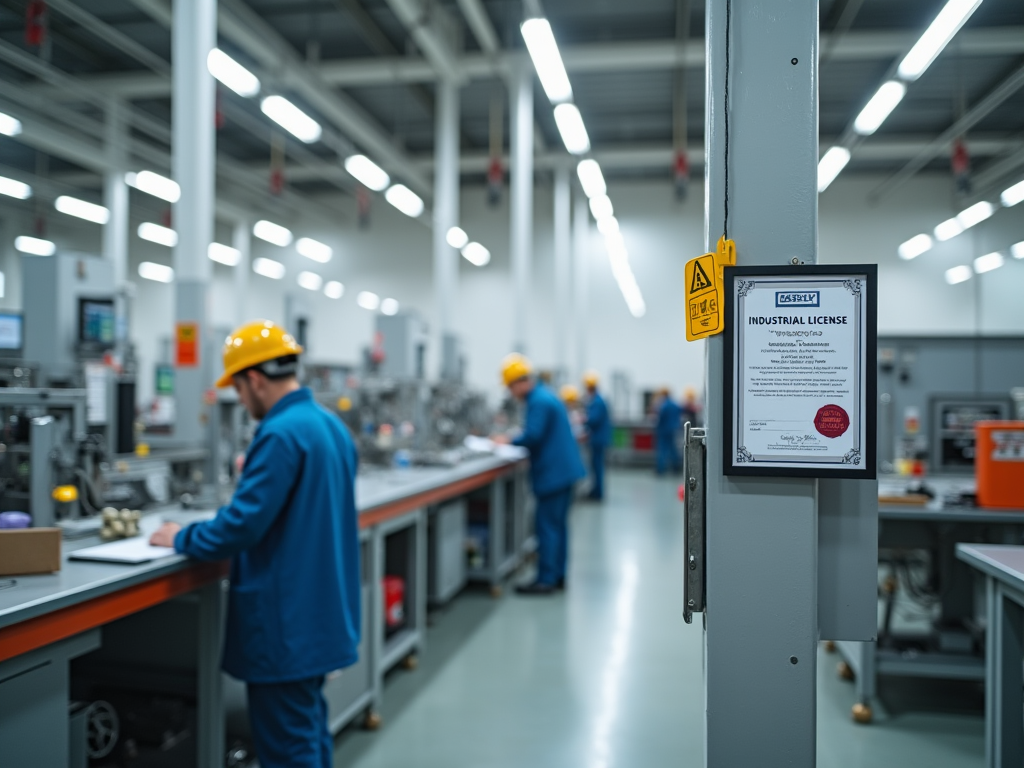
0,454,523,632
879,505,1024,523
956,544,1024,589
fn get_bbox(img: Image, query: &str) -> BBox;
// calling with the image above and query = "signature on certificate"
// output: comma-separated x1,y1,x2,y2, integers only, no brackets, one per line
780,433,818,444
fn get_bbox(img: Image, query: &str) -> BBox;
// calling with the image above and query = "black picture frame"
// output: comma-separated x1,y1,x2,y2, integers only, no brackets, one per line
723,263,877,479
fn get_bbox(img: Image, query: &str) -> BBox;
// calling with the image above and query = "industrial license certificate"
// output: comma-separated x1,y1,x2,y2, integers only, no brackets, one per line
727,269,873,476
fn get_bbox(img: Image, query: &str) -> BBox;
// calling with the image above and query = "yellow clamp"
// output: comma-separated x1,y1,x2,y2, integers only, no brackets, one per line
684,236,737,342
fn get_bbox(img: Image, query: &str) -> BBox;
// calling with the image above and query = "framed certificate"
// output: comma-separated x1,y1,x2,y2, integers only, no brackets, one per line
723,264,877,478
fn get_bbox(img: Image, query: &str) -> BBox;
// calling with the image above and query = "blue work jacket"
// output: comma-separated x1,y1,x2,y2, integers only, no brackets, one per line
656,398,683,438
585,392,612,448
175,388,361,684
513,383,586,497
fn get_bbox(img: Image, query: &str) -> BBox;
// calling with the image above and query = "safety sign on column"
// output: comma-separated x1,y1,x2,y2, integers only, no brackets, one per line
684,237,736,341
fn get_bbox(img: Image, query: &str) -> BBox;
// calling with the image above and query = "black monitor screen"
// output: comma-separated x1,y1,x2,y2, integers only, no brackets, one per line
80,299,115,345
0,313,21,350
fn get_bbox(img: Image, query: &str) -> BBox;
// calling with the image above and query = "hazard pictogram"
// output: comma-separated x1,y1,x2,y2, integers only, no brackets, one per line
690,260,713,294
683,237,736,342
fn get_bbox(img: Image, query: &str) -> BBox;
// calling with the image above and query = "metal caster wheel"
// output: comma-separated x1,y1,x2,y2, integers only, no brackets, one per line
823,640,836,653
490,585,503,598
363,710,382,731
837,661,854,681
852,703,873,724
402,654,419,671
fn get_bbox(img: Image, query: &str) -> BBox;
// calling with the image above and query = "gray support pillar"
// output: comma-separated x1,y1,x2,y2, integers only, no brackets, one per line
172,0,216,445
703,0,819,765
572,189,589,380
553,165,571,381
510,63,534,355
103,99,130,356
433,77,460,378
231,220,251,326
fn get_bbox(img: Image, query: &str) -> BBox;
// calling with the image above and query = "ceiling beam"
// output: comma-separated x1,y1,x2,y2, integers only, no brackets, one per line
384,0,463,82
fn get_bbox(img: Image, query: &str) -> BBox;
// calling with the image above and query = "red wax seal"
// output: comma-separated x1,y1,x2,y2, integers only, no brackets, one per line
814,404,850,438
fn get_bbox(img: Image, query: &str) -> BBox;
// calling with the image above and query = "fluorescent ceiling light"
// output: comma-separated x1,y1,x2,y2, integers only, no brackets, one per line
956,200,994,229
898,233,932,260
324,280,344,299
55,195,109,224
817,146,850,192
0,111,21,137
576,159,606,199
1002,179,1024,208
520,18,573,104
137,222,177,247
208,242,241,266
934,217,963,241
603,234,645,318
974,252,1005,274
553,103,590,155
898,0,983,81
446,226,469,249
1010,241,1024,260
344,154,390,191
381,298,400,316
261,95,322,143
0,175,31,200
253,257,285,280
461,242,491,266
597,216,619,236
945,265,973,284
125,170,180,203
297,271,323,291
207,48,260,97
384,184,424,218
138,261,174,283
296,237,332,263
14,235,55,256
854,81,906,135
357,291,380,310
253,219,293,246
589,194,614,221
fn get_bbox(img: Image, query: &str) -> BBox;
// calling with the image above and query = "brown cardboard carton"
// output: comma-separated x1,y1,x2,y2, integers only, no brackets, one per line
0,528,62,575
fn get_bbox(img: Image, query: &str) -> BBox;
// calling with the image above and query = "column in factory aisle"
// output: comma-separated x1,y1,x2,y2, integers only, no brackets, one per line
510,62,533,355
434,77,460,380
231,220,251,326
572,186,589,382
103,98,130,360
703,0,818,763
171,0,216,448
553,164,571,382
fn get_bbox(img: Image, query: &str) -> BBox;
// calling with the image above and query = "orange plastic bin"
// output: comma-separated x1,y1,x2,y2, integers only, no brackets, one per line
975,421,1024,509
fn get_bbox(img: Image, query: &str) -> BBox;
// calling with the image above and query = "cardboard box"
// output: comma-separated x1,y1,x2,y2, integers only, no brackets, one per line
0,528,62,576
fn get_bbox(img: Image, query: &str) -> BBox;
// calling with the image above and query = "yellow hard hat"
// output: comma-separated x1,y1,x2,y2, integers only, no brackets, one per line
52,484,79,503
560,384,580,403
217,320,304,388
583,370,599,388
500,353,533,387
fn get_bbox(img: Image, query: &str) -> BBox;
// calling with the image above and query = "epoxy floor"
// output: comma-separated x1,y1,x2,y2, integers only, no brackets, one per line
334,471,984,767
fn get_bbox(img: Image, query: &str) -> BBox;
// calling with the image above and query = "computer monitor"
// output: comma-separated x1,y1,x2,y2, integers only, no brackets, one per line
79,298,115,347
0,313,22,350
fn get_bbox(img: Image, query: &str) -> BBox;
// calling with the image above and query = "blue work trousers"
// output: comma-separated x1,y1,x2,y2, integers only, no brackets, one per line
588,444,606,499
535,486,574,586
655,434,681,475
248,675,333,768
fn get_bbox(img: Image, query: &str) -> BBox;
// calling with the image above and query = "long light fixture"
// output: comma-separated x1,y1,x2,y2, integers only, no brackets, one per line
0,111,22,137
597,216,619,236
324,280,344,299
974,251,1005,274
125,170,180,203
208,243,241,266
446,226,469,249
934,217,963,241
138,222,177,247
945,265,973,284
356,291,380,310
956,200,994,229
296,237,332,263
1011,241,1024,260
297,271,323,291
589,194,613,221
207,48,260,97
520,18,573,103
253,219,293,246
261,95,322,143
603,231,646,318
576,159,606,199
384,185,424,218
1002,179,1024,208
854,81,906,135
55,195,109,224
14,235,55,256
817,147,850,192
138,261,174,283
253,257,285,280
461,242,491,266
553,103,590,155
898,233,932,260
344,154,390,191
898,0,984,81
0,175,31,200
380,298,400,316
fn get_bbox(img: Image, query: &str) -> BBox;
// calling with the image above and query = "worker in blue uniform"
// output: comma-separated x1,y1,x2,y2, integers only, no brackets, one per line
150,320,360,768
654,387,683,475
582,371,612,501
496,354,586,595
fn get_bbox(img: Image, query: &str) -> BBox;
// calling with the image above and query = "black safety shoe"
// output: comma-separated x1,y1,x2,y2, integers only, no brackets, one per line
515,581,555,596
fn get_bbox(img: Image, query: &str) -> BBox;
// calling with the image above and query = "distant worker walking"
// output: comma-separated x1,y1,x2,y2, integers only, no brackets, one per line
654,388,683,475
583,371,612,501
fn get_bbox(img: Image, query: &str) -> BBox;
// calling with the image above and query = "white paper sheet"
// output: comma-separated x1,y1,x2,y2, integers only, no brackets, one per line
70,537,177,564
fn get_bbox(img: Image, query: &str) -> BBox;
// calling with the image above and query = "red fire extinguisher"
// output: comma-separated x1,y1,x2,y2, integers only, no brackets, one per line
25,1,48,47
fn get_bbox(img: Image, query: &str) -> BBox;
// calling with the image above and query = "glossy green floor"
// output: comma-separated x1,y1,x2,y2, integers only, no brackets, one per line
334,471,984,767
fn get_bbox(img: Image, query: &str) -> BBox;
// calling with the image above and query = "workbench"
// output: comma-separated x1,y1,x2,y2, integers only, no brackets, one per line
0,454,528,767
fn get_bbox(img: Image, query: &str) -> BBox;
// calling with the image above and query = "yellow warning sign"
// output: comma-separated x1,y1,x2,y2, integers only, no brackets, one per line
685,236,737,342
